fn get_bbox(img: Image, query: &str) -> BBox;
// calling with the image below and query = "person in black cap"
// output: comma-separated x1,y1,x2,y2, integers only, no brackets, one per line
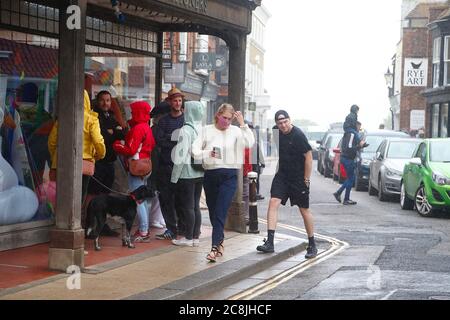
256,110,318,259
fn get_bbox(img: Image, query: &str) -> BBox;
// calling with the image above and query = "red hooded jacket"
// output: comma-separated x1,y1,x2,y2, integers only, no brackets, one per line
113,101,155,160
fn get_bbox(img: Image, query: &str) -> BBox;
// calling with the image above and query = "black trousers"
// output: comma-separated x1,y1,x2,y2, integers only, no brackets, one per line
174,178,203,240
157,164,182,235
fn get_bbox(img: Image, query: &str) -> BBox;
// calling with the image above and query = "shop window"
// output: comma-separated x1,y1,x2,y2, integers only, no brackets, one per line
0,29,157,228
433,37,441,88
440,103,448,138
0,30,58,227
431,104,440,138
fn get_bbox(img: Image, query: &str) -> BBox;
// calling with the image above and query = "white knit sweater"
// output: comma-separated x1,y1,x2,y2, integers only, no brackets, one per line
192,124,255,170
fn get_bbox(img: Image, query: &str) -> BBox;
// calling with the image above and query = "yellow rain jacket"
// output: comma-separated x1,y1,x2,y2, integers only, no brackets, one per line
48,90,105,169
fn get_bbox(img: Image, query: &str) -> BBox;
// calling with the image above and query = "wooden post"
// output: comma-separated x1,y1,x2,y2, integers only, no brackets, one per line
48,0,87,272
225,34,247,233
155,32,163,105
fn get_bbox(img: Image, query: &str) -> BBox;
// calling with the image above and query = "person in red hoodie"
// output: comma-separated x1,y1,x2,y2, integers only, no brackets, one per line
113,101,155,242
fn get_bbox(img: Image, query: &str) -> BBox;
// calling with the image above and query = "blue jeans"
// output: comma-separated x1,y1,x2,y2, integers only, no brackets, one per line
337,157,356,201
128,174,150,233
203,169,238,247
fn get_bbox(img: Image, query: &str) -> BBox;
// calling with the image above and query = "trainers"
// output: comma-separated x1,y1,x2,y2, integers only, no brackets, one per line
256,239,274,253
343,200,357,205
193,239,200,247
172,237,194,247
305,245,318,259
133,231,150,242
150,222,165,229
333,192,342,203
155,230,175,240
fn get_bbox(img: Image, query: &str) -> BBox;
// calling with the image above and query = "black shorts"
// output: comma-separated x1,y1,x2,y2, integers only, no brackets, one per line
270,174,310,208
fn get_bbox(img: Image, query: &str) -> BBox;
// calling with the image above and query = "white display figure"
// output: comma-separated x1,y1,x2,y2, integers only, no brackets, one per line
0,108,39,225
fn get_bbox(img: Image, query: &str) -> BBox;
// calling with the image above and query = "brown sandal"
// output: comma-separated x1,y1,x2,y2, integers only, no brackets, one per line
206,246,219,263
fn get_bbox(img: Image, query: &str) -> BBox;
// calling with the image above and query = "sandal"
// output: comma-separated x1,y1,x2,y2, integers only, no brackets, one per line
206,246,219,263
217,240,224,257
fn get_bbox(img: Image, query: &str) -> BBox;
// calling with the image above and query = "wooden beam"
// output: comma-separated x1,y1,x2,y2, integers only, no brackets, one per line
49,0,87,272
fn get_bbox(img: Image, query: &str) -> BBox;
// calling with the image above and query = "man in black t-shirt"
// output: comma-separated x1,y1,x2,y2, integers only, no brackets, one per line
257,110,318,259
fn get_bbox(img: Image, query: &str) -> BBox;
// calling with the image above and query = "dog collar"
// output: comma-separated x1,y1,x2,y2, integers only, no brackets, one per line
130,193,144,205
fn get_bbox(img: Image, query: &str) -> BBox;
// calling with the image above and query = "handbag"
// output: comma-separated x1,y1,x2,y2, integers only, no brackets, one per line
128,157,152,177
82,159,95,176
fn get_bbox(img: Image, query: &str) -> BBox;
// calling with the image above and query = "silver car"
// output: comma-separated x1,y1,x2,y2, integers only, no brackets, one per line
368,138,422,201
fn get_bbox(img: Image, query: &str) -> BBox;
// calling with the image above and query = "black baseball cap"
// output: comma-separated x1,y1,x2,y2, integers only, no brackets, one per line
274,110,290,122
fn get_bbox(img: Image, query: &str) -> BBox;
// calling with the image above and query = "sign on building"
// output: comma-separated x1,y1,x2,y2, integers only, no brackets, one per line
193,52,215,70
404,58,428,87
410,109,425,130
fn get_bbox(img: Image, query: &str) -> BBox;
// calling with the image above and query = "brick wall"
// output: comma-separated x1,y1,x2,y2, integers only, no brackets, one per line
400,27,430,131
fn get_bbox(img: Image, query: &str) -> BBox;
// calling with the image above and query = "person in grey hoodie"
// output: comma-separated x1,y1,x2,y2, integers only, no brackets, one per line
170,101,205,247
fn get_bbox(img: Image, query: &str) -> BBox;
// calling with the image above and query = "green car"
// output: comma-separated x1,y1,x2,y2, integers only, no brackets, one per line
400,138,450,217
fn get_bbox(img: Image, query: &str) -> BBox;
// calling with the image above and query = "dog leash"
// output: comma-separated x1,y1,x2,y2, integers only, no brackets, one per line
90,175,130,197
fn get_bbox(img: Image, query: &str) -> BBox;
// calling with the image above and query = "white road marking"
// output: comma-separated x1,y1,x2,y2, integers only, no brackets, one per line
228,219,349,300
380,289,398,300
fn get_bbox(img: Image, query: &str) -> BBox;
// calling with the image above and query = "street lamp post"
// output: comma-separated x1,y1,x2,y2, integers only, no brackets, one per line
384,68,395,130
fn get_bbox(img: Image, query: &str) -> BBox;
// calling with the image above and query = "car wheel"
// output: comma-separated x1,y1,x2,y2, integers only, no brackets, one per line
415,185,435,217
324,162,332,178
400,182,414,210
378,177,388,202
354,169,364,191
368,177,377,196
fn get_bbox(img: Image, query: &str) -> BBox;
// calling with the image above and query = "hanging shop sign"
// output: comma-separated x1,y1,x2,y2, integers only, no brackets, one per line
404,58,428,87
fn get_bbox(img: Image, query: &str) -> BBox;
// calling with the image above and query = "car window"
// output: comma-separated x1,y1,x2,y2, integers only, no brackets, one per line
429,140,450,162
386,141,420,159
363,136,385,153
326,135,341,148
377,141,386,156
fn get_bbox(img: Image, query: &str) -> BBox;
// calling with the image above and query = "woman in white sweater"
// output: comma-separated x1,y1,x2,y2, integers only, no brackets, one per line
192,104,255,262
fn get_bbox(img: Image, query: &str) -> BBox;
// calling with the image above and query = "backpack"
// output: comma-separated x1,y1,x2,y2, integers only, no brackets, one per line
184,123,204,172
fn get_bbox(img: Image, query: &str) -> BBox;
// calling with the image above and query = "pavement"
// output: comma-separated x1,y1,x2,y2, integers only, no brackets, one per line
0,217,308,300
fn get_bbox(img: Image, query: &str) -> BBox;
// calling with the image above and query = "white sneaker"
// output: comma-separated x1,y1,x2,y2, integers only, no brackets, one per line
151,223,165,229
193,239,200,247
172,237,194,247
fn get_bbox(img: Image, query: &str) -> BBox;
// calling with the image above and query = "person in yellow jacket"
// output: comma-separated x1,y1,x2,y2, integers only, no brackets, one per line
48,90,106,205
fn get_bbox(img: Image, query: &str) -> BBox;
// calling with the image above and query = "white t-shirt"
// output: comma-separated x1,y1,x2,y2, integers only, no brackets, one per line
192,124,255,170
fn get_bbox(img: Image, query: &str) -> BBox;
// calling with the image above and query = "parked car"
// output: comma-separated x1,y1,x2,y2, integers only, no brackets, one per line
332,138,347,183
304,127,326,160
400,138,450,217
317,132,343,177
368,138,421,201
354,130,409,191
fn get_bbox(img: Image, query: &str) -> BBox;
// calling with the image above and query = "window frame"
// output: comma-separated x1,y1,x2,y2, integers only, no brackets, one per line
433,37,441,88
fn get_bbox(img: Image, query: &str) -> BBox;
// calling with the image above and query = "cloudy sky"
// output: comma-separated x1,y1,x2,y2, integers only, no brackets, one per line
263,0,402,130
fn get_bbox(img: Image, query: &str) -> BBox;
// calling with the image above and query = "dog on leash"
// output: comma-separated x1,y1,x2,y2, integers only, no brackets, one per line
85,185,155,251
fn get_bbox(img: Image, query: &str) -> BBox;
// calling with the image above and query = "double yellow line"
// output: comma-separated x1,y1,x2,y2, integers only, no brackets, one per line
228,219,349,300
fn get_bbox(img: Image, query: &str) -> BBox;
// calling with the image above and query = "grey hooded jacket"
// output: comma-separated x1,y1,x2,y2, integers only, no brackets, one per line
171,101,205,183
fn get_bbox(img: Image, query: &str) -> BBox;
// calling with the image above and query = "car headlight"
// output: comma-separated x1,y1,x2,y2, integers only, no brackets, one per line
386,168,402,178
432,172,450,185
362,159,371,167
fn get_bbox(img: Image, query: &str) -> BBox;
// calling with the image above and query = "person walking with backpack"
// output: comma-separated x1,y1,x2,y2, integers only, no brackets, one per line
333,121,366,205
192,104,255,263
113,101,155,242
170,101,205,247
